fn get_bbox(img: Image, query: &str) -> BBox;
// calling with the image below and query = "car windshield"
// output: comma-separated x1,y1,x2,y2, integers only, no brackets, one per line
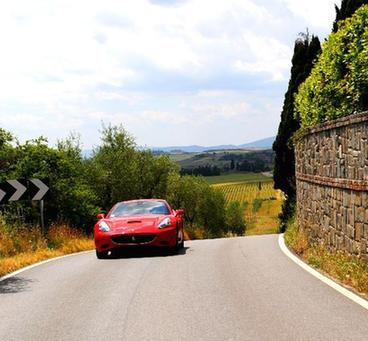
109,201,170,217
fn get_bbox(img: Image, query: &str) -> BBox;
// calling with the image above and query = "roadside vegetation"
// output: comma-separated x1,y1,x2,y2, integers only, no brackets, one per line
295,5,368,126
285,218,368,297
208,174,283,236
272,32,321,232
0,124,247,276
277,0,368,296
0,218,93,277
274,1,368,233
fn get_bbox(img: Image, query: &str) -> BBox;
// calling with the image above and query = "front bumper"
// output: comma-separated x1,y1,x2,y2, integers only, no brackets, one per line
94,226,177,252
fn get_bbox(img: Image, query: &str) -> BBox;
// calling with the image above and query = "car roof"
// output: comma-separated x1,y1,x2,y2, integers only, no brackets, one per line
117,199,168,205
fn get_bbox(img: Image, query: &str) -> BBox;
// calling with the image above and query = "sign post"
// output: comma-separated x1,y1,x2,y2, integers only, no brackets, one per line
40,199,45,235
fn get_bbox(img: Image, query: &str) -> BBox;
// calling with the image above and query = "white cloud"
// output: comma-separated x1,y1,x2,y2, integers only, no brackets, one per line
283,0,338,28
0,0,337,147
233,32,292,81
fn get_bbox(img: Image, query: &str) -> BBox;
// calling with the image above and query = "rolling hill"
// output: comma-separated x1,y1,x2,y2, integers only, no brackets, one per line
151,136,275,153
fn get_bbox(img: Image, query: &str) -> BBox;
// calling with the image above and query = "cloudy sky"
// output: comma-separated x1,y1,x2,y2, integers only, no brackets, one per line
0,0,339,148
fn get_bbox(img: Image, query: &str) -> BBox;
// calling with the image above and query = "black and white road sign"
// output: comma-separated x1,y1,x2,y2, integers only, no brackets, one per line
0,179,49,204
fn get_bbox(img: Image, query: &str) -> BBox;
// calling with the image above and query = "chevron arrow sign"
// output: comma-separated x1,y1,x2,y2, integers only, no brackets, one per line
0,179,49,204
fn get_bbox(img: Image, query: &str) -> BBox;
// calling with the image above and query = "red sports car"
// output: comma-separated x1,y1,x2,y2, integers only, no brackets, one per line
94,199,185,258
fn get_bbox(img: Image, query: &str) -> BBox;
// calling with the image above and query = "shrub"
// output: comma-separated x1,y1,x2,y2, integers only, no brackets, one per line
295,5,368,127
284,216,309,255
225,201,246,236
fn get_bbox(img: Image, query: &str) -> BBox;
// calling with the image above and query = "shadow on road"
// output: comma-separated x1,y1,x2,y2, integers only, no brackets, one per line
105,246,190,260
0,276,34,294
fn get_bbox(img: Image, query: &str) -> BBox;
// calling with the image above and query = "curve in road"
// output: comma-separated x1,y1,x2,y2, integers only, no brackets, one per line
1,234,368,341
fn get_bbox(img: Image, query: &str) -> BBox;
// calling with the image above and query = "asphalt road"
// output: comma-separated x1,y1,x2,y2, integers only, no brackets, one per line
1,234,368,341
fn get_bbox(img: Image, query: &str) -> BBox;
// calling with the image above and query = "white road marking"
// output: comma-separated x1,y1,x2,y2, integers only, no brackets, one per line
278,234,368,311
0,250,94,282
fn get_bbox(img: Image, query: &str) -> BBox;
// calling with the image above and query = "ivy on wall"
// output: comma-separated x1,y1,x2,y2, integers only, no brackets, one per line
295,5,368,127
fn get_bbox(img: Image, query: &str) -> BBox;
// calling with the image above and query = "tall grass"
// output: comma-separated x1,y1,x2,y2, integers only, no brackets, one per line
285,217,368,297
211,181,283,236
0,220,94,277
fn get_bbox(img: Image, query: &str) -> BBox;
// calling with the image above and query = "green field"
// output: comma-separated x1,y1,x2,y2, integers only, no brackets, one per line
204,172,272,185
209,174,283,236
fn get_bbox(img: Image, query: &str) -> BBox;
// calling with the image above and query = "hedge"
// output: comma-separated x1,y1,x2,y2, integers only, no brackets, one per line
295,5,368,127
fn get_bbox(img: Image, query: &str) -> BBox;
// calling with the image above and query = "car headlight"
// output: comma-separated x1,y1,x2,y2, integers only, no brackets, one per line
158,217,172,229
98,221,110,232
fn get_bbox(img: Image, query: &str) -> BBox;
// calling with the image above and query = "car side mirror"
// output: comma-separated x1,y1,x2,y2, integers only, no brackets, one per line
176,209,184,216
96,213,105,220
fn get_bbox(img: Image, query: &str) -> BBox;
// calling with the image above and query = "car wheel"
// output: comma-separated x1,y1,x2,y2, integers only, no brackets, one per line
178,228,184,249
96,249,109,259
173,227,184,253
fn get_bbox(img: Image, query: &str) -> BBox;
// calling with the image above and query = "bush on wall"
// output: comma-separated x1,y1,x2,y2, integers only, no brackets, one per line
295,5,368,127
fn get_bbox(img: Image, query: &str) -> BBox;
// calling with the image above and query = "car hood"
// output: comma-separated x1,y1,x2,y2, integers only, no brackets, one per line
105,214,169,231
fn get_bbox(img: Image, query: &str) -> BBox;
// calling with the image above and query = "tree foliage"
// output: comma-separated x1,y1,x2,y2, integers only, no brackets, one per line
225,201,246,236
295,6,368,127
0,124,232,238
333,0,368,32
272,32,321,229
167,174,229,238
89,124,178,209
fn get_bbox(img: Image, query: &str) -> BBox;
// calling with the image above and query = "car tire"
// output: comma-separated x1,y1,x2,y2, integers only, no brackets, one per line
174,227,184,252
96,249,109,259
178,229,184,249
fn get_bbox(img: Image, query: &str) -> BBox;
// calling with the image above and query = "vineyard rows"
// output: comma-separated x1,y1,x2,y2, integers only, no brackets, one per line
215,181,281,203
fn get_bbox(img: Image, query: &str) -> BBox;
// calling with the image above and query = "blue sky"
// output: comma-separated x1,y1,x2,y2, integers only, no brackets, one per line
0,0,338,148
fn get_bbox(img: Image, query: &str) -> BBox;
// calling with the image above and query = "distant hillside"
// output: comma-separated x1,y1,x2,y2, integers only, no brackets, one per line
172,148,275,176
239,137,275,149
82,137,276,156
151,136,275,153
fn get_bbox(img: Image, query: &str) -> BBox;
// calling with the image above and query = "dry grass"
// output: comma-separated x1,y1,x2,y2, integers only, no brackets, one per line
211,180,284,236
245,198,283,236
285,218,368,297
0,222,94,278
184,226,205,240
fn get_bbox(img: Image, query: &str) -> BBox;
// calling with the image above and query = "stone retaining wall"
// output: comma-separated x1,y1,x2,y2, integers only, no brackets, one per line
295,112,368,258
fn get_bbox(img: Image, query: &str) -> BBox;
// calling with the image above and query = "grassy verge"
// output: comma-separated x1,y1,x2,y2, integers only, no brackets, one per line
245,198,282,236
211,179,284,236
0,223,94,278
285,217,368,297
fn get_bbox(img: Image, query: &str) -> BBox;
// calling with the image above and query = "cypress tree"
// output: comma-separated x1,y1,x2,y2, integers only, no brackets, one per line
333,0,368,32
273,32,321,230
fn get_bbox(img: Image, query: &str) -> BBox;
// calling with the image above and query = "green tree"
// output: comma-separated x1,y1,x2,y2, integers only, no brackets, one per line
295,5,368,127
0,128,16,182
225,201,246,236
230,159,235,170
197,186,226,238
90,124,138,208
333,0,368,32
10,135,98,228
167,174,228,238
91,124,178,210
167,174,207,228
273,32,321,230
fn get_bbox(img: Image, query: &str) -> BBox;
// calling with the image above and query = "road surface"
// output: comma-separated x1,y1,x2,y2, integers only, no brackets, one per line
1,235,367,341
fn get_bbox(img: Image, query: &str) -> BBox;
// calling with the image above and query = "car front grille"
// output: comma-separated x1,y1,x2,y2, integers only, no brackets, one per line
111,234,156,244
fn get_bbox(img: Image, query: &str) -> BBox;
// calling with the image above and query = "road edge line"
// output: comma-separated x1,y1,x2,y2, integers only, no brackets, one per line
0,250,94,282
278,233,368,311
